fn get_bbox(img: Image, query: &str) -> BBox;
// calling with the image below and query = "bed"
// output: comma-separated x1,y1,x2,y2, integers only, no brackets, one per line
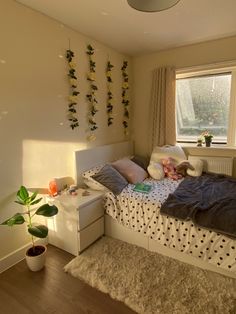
75,141,236,279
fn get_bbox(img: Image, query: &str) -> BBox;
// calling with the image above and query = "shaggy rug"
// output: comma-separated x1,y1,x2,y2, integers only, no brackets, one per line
64,236,236,314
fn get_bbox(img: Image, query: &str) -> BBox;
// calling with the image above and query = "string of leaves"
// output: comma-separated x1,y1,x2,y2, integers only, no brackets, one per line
121,60,129,135
66,49,79,130
106,61,114,126
86,44,98,138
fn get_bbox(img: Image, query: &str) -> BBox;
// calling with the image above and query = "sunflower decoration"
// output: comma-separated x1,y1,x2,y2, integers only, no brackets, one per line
86,44,98,141
106,61,114,126
121,60,129,135
66,49,80,130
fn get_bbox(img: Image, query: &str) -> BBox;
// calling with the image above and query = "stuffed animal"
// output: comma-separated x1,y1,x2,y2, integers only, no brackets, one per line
176,161,195,177
162,157,182,180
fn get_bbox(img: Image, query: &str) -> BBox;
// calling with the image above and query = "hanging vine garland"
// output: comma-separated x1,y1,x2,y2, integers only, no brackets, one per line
86,44,98,141
66,49,80,130
121,60,129,135
106,61,114,126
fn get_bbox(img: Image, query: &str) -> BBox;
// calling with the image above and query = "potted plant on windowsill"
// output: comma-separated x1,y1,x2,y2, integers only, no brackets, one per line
201,130,214,147
1,186,58,271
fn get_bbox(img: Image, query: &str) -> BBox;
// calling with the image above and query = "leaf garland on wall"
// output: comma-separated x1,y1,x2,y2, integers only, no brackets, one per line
86,44,98,141
66,49,80,130
106,61,114,126
121,60,129,135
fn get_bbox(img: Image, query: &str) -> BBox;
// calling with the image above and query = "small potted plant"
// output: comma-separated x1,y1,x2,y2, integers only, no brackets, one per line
1,186,58,271
201,130,213,147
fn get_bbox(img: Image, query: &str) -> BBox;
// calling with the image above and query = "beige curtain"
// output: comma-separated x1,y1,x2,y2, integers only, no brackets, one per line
149,67,176,152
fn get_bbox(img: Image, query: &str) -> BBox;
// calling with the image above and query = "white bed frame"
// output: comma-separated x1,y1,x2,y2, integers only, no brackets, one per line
75,141,236,279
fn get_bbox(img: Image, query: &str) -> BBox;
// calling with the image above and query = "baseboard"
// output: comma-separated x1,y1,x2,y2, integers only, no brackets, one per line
0,238,47,274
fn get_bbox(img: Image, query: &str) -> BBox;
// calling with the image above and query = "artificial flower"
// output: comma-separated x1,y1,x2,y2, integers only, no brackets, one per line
88,72,96,81
122,82,129,89
68,95,77,102
69,61,76,69
87,133,96,142
69,78,77,87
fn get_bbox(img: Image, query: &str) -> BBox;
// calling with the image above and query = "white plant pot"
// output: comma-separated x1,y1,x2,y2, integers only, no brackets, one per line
25,245,47,271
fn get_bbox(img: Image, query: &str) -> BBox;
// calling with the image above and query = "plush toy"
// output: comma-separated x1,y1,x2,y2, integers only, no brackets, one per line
176,161,195,177
162,157,182,180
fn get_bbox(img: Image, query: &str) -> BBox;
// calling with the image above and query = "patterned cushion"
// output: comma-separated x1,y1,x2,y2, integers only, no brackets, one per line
82,164,107,191
92,164,128,195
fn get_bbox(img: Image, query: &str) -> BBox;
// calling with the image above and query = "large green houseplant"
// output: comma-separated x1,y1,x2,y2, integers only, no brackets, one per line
1,186,58,271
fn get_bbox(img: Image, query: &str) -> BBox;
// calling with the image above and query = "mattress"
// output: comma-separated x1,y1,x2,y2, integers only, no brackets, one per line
104,177,236,273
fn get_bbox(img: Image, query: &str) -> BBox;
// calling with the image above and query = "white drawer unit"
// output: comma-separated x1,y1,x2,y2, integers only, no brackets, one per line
46,189,104,256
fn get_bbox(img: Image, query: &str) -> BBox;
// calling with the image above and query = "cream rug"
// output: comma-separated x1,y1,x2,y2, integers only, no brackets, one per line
64,236,236,314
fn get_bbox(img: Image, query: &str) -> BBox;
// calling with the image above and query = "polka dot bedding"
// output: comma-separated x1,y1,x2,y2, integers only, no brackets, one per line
104,177,236,273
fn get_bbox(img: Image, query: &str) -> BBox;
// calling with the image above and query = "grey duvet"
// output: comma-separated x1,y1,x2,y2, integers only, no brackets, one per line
160,173,236,238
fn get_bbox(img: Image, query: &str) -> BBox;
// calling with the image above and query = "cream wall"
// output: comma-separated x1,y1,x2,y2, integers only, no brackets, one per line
0,0,131,259
133,36,236,156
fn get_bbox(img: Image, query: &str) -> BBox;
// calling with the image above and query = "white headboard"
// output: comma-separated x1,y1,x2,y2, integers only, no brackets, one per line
75,141,133,186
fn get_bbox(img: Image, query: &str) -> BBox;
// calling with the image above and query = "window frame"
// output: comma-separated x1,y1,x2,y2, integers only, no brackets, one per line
176,62,236,146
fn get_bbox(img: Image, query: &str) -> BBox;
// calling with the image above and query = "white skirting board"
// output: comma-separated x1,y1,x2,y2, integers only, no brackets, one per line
104,214,236,279
0,238,47,274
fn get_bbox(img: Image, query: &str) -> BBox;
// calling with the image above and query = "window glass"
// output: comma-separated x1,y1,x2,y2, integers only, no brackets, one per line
176,73,231,142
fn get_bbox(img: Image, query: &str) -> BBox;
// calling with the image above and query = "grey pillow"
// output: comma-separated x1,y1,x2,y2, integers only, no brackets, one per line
92,164,128,195
131,155,149,171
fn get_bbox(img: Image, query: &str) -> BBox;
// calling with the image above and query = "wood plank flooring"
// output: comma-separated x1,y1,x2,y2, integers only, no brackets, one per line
0,245,135,314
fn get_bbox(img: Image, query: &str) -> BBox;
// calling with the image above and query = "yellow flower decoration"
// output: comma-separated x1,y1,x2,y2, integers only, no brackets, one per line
122,82,129,89
69,78,77,87
69,61,76,69
68,95,78,102
87,133,96,142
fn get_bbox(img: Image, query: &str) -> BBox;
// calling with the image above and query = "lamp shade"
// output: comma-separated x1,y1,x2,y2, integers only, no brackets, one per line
127,0,180,12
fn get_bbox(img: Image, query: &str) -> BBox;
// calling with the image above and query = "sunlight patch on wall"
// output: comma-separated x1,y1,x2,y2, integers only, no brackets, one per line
22,140,87,188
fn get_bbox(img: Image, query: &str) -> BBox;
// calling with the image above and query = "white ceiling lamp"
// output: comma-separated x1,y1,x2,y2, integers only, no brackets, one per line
127,0,181,12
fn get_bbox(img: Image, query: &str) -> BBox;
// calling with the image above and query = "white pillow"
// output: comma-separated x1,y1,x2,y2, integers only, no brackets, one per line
150,145,186,166
82,164,108,191
147,162,165,180
187,158,203,177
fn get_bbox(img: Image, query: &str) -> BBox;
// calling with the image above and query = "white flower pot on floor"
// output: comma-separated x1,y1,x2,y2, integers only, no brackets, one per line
25,244,47,271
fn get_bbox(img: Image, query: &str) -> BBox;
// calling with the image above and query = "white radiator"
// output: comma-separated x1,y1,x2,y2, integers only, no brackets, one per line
188,156,233,176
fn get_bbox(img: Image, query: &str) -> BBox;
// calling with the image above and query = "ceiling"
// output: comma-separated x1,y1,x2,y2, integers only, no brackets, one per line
16,0,236,56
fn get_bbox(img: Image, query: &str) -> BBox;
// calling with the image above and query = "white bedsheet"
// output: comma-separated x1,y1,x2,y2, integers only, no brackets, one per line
104,177,236,273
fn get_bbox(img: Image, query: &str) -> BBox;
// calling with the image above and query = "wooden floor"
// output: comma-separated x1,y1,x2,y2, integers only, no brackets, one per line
0,245,135,314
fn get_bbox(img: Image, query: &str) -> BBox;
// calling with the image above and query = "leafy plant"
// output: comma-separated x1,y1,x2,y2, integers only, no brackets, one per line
1,186,58,251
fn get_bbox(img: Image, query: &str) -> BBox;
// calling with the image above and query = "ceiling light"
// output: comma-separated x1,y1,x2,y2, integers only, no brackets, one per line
127,0,180,12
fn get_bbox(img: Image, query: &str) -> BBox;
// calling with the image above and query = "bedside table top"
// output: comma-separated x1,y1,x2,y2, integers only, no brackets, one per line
47,189,104,210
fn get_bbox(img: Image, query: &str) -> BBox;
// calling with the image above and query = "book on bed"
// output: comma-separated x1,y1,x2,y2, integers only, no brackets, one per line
133,183,152,193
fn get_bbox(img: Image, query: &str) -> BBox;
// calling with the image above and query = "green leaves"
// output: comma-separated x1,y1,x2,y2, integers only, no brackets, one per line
15,186,42,206
35,204,58,217
28,225,48,238
1,213,25,226
17,186,29,203
1,185,59,243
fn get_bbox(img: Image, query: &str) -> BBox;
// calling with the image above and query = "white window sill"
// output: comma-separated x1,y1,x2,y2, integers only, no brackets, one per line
180,143,236,151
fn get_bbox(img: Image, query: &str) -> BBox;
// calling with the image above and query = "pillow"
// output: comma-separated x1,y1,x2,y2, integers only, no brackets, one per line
112,158,148,184
150,145,186,166
92,164,128,195
82,164,107,191
131,155,149,171
187,158,203,177
147,162,164,180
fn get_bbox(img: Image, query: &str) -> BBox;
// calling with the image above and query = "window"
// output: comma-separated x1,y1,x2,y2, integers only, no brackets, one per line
176,64,236,145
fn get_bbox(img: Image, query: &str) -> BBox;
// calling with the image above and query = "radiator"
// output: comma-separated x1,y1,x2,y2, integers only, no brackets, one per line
188,156,233,176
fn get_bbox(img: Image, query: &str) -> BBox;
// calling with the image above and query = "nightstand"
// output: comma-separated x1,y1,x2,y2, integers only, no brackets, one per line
47,189,104,256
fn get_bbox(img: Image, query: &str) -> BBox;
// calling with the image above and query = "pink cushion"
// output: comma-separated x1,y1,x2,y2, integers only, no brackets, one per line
112,158,148,184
